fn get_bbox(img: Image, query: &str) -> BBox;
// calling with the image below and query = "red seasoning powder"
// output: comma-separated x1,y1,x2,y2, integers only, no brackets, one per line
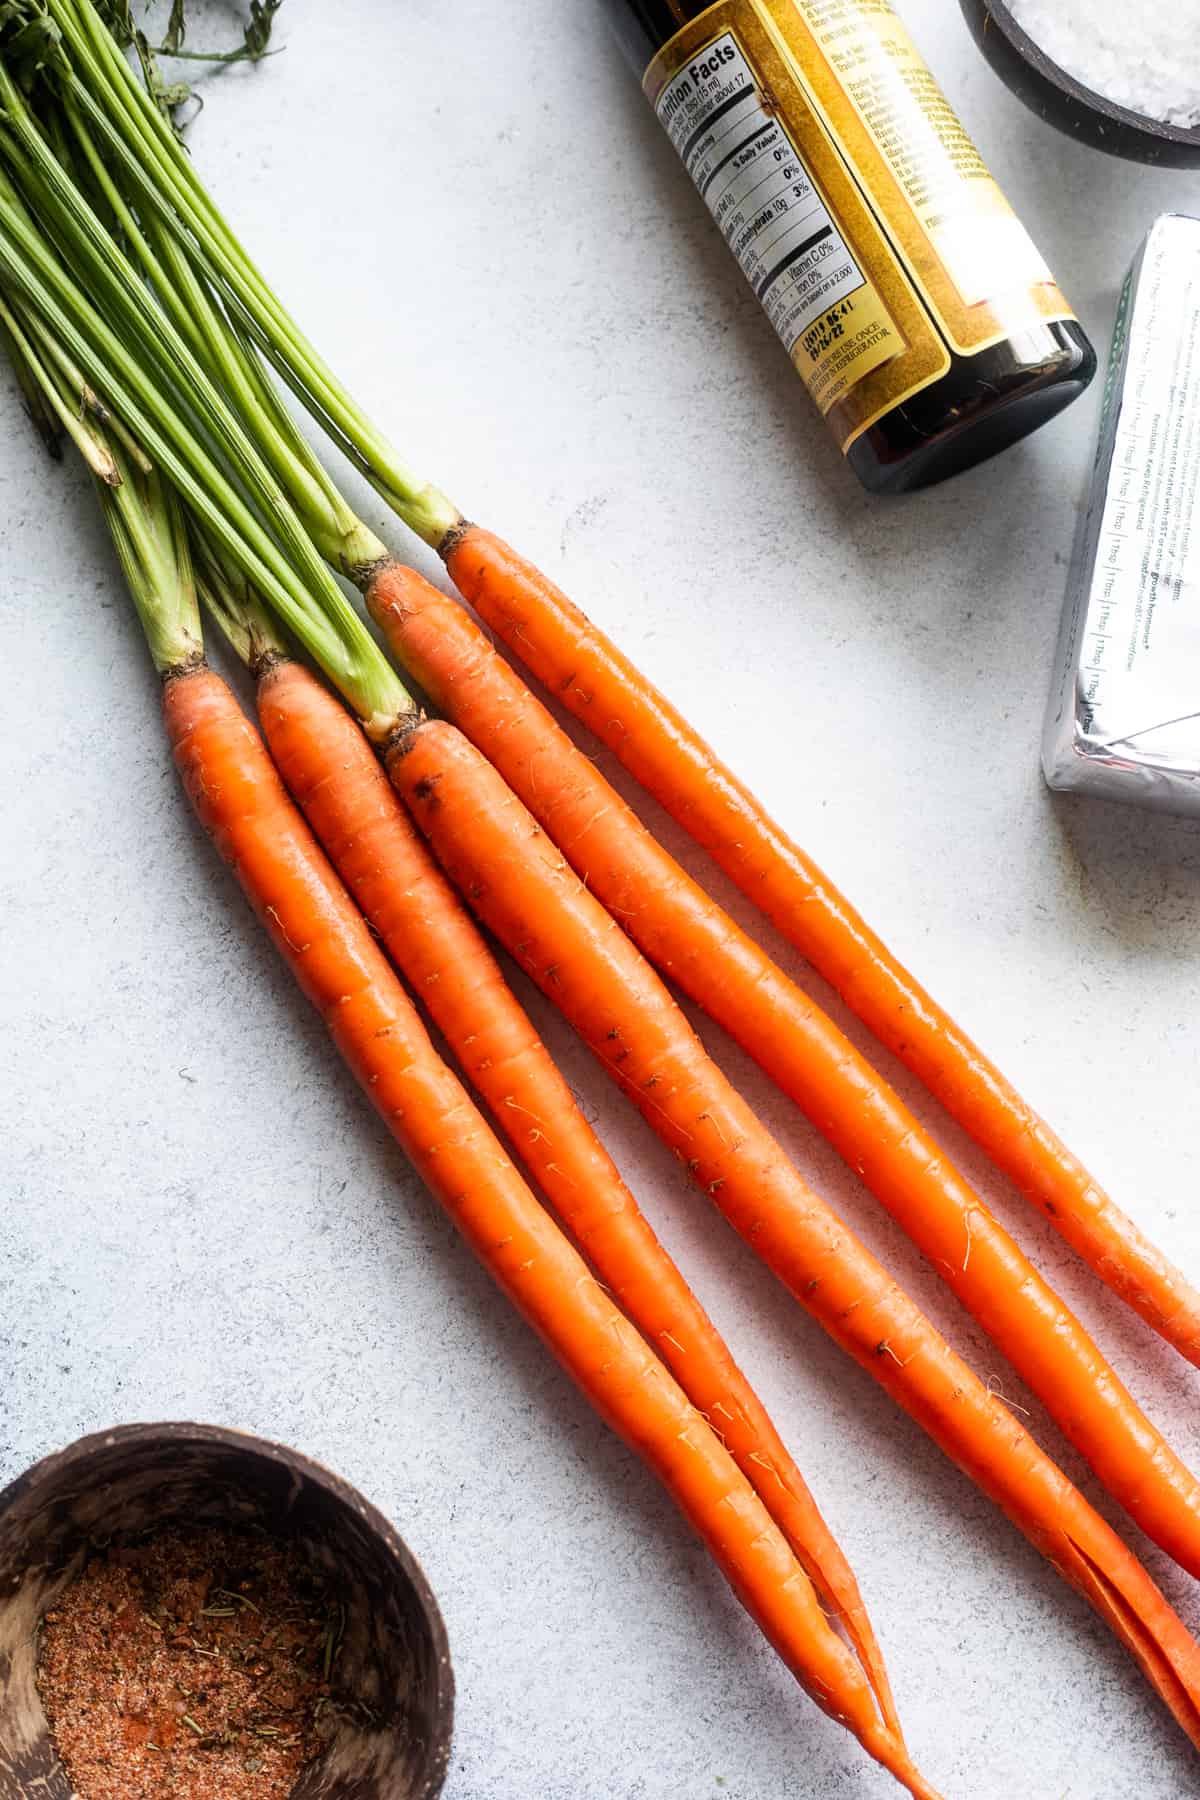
36,1527,340,1800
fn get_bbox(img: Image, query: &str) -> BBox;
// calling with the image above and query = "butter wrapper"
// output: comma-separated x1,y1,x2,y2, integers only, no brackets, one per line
1043,213,1200,814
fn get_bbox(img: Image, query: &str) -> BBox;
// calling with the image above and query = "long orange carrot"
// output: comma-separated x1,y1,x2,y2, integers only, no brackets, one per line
250,650,900,1735
441,526,1200,1367
366,562,1200,1580
163,661,937,1799
386,713,1200,1752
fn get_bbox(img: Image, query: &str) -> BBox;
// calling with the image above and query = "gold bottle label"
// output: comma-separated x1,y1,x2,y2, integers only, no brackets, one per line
645,0,1075,451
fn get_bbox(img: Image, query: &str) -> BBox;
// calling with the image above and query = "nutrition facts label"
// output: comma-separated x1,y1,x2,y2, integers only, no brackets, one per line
656,32,866,358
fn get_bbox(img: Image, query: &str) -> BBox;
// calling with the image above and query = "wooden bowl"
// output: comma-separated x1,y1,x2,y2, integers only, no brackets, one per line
959,0,1200,168
0,1423,453,1800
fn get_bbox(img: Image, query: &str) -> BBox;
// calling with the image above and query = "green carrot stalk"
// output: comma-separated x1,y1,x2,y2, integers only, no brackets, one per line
191,531,288,675
101,448,204,674
0,286,118,479
28,0,459,545
0,58,379,579
0,298,61,456
0,92,409,735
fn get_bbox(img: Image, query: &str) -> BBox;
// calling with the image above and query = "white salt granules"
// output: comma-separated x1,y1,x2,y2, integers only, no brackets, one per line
1008,0,1200,129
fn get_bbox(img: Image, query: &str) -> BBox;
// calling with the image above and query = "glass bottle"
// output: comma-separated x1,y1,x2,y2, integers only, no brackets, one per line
602,0,1096,494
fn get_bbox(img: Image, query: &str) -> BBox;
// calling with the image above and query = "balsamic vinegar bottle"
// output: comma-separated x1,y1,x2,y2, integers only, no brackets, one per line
603,0,1096,494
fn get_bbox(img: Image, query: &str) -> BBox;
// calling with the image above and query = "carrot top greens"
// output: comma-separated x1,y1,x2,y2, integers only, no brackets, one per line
0,22,414,733
13,0,462,548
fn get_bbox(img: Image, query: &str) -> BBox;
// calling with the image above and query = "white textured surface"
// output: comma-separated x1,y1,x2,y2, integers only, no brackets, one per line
1008,0,1200,129
1,4,1200,1797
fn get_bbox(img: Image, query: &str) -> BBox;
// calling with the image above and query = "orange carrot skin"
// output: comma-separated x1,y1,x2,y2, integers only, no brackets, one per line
443,526,1200,1366
255,658,899,1738
368,563,1200,1580
163,665,935,1795
391,714,1200,1752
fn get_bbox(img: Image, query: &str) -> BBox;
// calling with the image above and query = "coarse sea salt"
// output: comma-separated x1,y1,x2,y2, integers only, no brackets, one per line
1009,0,1200,129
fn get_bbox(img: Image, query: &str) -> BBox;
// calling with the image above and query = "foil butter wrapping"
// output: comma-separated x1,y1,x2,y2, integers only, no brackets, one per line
1043,213,1200,814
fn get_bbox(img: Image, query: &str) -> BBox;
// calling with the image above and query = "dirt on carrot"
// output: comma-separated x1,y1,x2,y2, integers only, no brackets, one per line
37,1525,338,1800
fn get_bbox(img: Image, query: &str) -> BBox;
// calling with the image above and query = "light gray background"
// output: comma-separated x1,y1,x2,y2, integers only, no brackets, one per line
2,3,1199,1797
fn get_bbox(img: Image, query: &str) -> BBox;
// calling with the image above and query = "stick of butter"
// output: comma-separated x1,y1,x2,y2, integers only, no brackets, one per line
1043,213,1200,814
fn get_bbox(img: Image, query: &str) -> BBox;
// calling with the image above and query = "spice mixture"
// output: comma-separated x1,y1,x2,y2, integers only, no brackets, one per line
36,1526,341,1800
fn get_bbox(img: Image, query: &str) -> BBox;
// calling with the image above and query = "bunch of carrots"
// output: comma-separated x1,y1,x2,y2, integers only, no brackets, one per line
2,3,1199,1791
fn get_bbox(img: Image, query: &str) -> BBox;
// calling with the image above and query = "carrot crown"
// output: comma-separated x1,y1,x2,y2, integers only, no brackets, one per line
194,532,290,676
101,452,205,676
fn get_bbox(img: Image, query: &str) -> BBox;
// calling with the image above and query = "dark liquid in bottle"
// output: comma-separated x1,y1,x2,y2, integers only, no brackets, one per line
602,0,1096,494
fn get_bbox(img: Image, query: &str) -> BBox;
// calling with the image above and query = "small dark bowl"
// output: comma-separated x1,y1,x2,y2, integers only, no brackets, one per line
0,1423,453,1800
960,0,1200,168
